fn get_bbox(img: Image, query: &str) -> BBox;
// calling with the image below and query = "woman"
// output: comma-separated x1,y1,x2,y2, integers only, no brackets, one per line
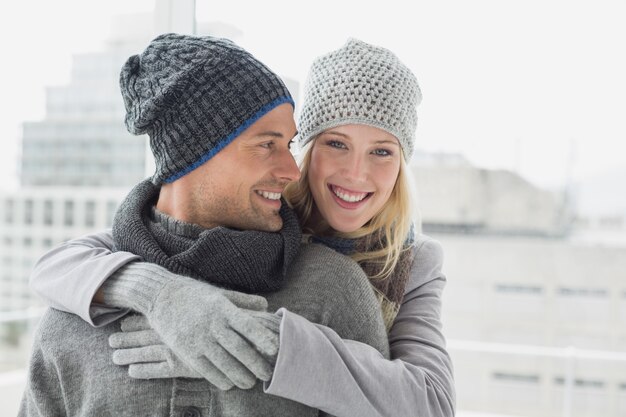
30,38,455,416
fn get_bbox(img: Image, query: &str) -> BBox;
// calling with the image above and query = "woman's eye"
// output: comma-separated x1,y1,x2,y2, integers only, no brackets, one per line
373,148,392,157
327,140,346,149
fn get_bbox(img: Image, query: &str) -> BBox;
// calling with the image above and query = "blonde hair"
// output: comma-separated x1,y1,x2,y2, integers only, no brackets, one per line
284,141,418,281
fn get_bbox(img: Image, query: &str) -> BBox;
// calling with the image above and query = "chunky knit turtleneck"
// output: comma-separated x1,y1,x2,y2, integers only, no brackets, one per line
111,179,302,293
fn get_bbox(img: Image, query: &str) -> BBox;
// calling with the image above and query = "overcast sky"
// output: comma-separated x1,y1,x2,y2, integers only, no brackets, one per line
1,0,624,213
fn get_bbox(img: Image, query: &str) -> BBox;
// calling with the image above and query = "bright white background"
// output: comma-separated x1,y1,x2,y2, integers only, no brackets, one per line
1,0,625,214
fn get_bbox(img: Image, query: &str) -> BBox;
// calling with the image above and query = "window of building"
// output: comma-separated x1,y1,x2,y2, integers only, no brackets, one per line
64,200,74,226
495,284,543,294
493,372,540,384
557,287,608,298
4,199,14,223
556,286,611,321
24,199,34,225
554,377,605,389
43,200,54,225
85,200,96,227
106,200,118,227
493,282,546,319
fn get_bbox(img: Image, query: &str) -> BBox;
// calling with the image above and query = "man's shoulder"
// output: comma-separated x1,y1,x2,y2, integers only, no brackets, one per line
295,241,362,271
34,308,116,353
284,242,368,293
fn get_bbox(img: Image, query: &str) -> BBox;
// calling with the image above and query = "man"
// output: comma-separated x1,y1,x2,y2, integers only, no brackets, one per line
19,34,388,416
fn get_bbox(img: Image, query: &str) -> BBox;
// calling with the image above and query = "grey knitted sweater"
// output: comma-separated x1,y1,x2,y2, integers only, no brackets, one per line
20,242,389,417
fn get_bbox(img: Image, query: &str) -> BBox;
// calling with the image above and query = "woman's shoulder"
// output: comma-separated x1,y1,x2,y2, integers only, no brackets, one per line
404,234,446,293
411,234,444,264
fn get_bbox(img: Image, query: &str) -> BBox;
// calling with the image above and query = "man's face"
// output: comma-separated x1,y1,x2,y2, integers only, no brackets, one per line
179,103,300,232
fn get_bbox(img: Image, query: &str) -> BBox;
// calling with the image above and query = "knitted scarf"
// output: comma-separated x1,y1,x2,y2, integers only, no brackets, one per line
111,179,302,293
311,229,415,331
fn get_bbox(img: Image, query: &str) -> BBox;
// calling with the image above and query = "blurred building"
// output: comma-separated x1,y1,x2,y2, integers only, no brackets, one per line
412,153,626,417
412,152,571,237
19,15,153,187
0,16,156,313
0,188,128,312
440,234,626,417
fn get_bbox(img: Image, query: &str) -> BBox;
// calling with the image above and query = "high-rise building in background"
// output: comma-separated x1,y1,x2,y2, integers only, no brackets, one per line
20,15,155,187
20,16,156,187
0,15,155,315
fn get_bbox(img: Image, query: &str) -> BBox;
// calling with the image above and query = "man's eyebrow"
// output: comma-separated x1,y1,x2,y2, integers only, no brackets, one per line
254,130,298,139
255,131,283,138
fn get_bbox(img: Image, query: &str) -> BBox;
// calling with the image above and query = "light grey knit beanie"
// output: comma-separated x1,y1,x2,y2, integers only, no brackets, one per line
298,38,421,161
120,33,294,185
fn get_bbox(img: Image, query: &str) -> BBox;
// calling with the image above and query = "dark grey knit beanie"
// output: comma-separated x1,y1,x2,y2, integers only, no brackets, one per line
298,38,421,162
119,33,294,184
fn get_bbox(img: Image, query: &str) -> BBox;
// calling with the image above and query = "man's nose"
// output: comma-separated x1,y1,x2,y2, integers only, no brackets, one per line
275,147,301,182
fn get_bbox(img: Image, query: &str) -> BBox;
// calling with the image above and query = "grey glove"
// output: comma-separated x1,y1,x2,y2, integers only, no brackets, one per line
101,262,279,390
109,313,281,381
110,315,201,379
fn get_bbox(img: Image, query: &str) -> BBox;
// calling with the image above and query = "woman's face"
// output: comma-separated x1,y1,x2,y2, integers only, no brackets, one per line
308,124,402,233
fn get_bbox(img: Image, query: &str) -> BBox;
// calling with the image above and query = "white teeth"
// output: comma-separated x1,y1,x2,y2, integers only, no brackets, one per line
256,190,281,200
332,187,368,203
